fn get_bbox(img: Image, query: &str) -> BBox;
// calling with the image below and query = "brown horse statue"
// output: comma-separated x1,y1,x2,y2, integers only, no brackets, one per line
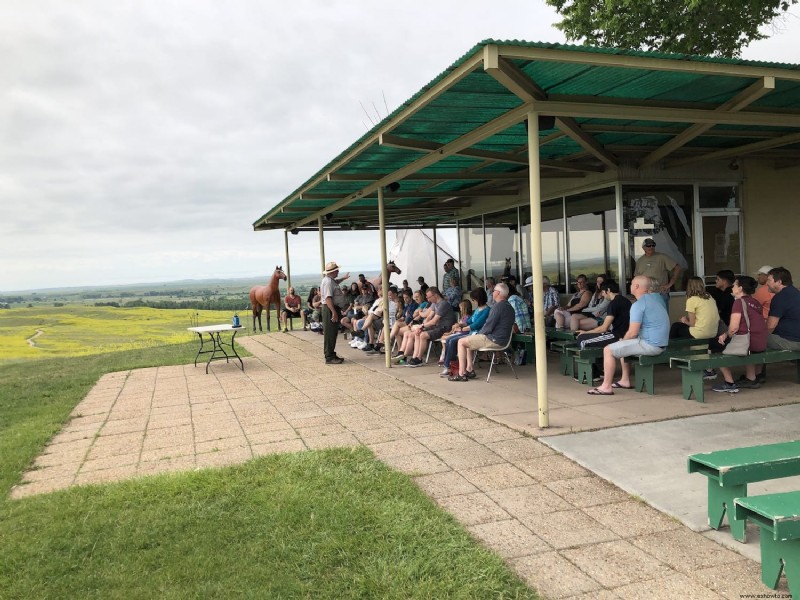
369,261,402,290
249,266,287,332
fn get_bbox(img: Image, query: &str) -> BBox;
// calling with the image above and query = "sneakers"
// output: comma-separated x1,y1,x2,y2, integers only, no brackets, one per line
349,338,361,348
361,344,374,352
440,368,450,377
703,369,718,381
736,377,761,389
405,358,423,368
711,381,739,394
391,354,407,363
365,347,380,355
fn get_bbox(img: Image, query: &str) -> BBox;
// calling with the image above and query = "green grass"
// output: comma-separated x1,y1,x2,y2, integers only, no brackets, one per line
0,346,539,599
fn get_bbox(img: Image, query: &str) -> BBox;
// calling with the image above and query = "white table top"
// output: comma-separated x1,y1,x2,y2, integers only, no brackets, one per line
188,324,243,333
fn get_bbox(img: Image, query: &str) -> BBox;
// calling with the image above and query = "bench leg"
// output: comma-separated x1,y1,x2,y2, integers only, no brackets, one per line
758,535,800,592
559,351,573,377
575,359,593,385
708,479,747,542
682,371,705,403
634,364,655,395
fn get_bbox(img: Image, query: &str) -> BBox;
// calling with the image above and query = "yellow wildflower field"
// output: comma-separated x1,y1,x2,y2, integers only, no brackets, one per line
0,305,269,363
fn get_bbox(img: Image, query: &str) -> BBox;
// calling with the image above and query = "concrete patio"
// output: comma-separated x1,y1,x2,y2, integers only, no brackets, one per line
11,330,800,599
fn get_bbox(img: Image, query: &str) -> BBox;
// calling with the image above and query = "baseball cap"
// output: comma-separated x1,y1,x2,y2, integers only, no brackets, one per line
524,276,533,287
642,238,656,247
756,265,773,275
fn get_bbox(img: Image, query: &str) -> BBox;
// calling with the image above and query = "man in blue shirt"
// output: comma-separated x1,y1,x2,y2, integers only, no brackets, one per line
588,276,669,395
766,267,800,351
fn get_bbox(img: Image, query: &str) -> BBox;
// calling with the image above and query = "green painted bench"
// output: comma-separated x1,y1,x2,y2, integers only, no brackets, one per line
671,349,800,403
550,339,578,376
511,333,532,365
688,440,800,542
621,338,712,395
567,346,604,385
734,490,800,596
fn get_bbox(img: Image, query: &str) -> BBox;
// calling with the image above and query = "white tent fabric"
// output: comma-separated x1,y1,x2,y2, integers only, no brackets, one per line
387,229,458,290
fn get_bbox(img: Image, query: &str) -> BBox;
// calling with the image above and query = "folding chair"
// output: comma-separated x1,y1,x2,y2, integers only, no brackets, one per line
475,336,518,382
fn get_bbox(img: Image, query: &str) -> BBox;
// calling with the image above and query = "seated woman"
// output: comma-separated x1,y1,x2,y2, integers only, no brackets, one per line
392,290,433,359
553,274,591,329
341,283,372,335
712,276,767,393
670,276,720,340
438,288,489,377
570,274,611,332
389,289,420,348
303,287,319,329
281,286,306,332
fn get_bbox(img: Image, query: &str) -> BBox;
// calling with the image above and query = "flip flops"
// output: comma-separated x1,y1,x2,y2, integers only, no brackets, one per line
587,388,614,396
611,381,633,389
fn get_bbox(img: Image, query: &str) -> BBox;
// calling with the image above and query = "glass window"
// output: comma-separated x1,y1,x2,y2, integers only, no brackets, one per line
699,185,739,209
485,207,520,284
458,216,485,292
521,199,566,291
622,185,694,291
565,187,617,283
701,214,742,277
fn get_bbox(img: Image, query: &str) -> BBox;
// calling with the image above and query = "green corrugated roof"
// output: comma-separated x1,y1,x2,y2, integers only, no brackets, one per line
254,40,800,232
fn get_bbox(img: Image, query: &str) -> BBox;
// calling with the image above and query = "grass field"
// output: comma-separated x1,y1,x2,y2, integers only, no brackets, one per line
0,308,539,598
0,305,277,364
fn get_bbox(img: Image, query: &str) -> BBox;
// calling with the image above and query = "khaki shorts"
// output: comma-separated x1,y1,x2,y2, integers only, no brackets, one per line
463,334,504,351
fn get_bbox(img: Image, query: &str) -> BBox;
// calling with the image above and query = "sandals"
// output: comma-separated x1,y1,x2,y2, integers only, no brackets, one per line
587,387,614,396
448,374,468,382
611,381,633,389
465,370,477,379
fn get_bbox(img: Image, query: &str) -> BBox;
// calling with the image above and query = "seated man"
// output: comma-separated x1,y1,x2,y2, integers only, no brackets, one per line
355,286,399,353
588,275,669,395
574,280,631,382
398,287,456,367
281,287,306,332
765,266,800,351
341,284,374,335
449,283,515,381
507,287,531,333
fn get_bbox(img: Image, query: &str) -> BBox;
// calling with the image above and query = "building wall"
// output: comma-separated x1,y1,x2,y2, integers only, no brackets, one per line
742,160,800,277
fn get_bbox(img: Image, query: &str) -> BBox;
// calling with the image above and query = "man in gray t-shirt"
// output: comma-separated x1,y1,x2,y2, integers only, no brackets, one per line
404,287,455,367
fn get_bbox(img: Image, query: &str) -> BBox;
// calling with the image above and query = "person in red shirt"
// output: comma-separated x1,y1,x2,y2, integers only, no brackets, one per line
281,286,306,332
752,265,775,320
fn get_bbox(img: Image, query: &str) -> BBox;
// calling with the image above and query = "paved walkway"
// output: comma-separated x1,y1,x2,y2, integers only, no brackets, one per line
11,332,793,599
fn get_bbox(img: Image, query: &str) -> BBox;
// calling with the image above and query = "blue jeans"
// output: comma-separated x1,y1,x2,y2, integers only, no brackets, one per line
442,332,469,365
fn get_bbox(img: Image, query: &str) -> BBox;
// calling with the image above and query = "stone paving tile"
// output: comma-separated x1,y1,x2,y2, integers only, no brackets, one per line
466,426,524,444
80,453,139,473
467,519,551,559
303,433,360,450
460,463,537,492
11,477,76,499
353,427,408,444
74,464,138,487
564,590,622,600
488,484,573,520
368,438,429,459
413,471,479,499
137,455,196,476
195,436,249,454
195,447,253,469
436,492,510,526
584,500,684,538
486,437,555,461
34,448,89,468
561,540,674,588
511,551,603,599
517,453,591,482
613,573,724,600
416,432,475,452
692,559,791,599
251,439,307,457
139,445,196,463
380,452,452,476
399,421,457,438
544,476,631,508
518,510,621,549
22,465,79,483
435,445,507,470
629,528,744,575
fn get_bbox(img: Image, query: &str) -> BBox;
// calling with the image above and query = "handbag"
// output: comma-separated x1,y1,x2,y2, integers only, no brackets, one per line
722,298,751,356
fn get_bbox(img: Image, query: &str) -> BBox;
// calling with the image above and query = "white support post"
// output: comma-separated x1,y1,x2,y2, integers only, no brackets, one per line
284,230,292,288
528,111,549,428
378,187,391,368
318,217,326,275
433,226,439,288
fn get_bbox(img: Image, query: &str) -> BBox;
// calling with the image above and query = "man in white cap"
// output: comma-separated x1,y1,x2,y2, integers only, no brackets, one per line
320,261,350,364
753,265,775,320
634,238,680,308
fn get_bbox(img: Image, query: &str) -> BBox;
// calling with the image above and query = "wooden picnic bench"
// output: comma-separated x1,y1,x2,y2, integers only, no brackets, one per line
688,439,800,542
671,349,800,403
618,337,712,394
734,490,800,596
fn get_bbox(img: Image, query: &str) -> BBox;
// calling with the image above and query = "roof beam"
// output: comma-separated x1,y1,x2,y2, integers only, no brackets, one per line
580,123,788,139
327,171,529,181
379,133,603,172
495,43,800,82
640,76,776,167
288,102,533,229
530,99,800,128
301,189,520,200
665,131,800,168
483,46,618,169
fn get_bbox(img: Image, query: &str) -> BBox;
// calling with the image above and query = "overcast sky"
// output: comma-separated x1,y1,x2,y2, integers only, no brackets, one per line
2,1,799,292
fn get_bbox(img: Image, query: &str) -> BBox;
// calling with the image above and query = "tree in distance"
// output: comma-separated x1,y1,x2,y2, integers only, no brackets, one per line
545,0,798,57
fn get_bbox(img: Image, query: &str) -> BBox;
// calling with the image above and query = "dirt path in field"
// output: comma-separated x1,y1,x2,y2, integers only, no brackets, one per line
26,329,44,347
